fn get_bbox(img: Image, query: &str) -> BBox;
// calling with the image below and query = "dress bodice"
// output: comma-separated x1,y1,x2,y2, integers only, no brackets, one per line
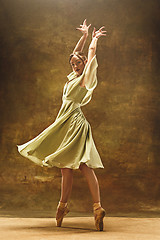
56,55,98,120
62,55,98,106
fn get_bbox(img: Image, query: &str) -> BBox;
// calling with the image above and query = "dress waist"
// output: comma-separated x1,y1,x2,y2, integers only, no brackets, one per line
62,97,81,106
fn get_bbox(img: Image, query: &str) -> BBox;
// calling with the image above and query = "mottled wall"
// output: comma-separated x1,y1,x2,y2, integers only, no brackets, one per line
0,0,160,216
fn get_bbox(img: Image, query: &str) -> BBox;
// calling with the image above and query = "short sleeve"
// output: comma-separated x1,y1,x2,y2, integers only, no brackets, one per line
84,55,98,91
66,55,98,106
80,55,98,106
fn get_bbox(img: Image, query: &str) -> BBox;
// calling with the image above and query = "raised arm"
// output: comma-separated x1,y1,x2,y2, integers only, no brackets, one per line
87,26,107,65
80,26,106,87
73,19,91,53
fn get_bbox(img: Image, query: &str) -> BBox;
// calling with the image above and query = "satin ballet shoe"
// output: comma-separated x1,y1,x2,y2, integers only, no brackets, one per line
56,202,69,227
93,202,106,231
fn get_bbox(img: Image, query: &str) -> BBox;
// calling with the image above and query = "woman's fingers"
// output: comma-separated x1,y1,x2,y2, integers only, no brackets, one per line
83,19,87,25
76,27,83,31
77,21,106,37
79,21,91,28
82,19,91,29
101,30,107,34
97,32,107,38
92,27,96,36
77,20,91,35
95,26,107,38
99,26,105,31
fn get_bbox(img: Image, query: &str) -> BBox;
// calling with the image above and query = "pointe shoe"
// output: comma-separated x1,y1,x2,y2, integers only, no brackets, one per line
93,202,106,231
56,202,69,227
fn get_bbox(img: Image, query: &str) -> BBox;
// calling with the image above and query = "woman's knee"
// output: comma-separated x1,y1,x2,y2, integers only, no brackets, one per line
79,163,87,171
61,168,73,177
79,163,93,175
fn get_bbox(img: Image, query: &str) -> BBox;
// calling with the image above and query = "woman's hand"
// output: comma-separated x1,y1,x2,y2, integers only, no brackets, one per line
76,19,91,36
92,26,107,39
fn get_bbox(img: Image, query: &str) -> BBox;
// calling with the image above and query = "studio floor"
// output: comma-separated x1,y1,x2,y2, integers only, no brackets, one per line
0,216,160,240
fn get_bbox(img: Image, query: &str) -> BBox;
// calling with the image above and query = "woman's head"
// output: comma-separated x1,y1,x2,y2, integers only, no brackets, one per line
69,51,87,76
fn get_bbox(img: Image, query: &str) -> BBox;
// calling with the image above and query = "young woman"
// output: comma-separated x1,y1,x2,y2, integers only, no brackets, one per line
17,19,106,231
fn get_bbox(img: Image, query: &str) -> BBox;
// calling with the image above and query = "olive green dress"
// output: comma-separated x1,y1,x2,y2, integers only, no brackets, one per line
17,55,104,169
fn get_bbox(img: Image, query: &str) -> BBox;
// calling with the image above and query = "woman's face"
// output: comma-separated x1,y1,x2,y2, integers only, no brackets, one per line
70,55,87,76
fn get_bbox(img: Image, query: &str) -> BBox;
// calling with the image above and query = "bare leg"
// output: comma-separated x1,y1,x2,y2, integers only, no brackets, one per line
60,168,73,203
56,168,73,227
79,163,105,231
79,163,100,203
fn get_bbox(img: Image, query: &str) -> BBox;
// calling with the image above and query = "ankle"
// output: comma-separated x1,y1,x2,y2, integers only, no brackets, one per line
93,202,101,211
57,201,67,209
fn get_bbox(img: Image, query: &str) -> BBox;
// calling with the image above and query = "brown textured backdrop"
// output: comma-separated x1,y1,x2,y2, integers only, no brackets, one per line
0,0,160,216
